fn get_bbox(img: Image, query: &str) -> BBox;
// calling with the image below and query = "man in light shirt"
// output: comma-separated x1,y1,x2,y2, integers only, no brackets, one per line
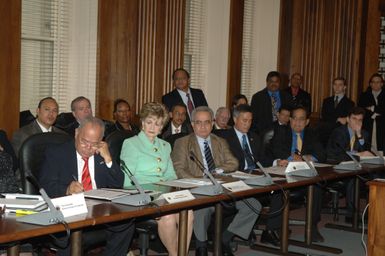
161,103,192,140
12,97,65,155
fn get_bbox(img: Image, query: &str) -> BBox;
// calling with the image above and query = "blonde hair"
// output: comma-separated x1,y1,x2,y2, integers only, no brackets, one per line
139,102,169,126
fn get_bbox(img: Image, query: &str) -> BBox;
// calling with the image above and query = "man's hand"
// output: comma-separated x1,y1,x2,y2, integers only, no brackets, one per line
357,151,374,157
94,141,112,164
292,154,302,161
66,181,84,195
277,159,289,167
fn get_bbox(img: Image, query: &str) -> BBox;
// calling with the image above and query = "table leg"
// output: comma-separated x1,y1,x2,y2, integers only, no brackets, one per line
178,210,188,256
71,230,82,256
7,244,19,256
213,203,222,256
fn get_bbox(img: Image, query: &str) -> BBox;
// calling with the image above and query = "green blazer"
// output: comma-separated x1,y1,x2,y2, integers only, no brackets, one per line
120,131,177,187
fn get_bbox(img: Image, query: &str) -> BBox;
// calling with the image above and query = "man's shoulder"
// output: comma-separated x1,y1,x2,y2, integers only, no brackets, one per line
252,88,268,98
162,89,178,99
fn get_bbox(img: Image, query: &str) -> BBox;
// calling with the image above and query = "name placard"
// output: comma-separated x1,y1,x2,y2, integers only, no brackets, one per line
51,193,88,218
222,180,251,192
158,190,195,204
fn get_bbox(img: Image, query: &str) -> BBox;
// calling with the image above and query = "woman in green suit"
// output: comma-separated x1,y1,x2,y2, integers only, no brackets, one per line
120,102,193,256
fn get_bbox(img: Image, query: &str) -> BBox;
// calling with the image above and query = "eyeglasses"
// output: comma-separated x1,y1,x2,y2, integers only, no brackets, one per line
193,120,212,126
80,138,100,148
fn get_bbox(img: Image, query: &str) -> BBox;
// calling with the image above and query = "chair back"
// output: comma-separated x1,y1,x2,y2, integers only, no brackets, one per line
105,130,135,164
19,133,73,194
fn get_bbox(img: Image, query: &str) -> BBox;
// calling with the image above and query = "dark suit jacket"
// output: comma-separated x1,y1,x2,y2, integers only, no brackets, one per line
218,128,271,169
270,125,326,163
358,88,385,150
105,121,140,138
326,125,370,162
12,120,66,155
39,141,124,198
320,95,354,124
0,130,18,170
250,88,293,134
162,88,208,123
171,133,238,178
286,87,312,114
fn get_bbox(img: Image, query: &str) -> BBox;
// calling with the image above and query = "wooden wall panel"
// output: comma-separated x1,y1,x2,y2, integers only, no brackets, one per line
278,0,378,118
0,0,21,135
97,0,185,121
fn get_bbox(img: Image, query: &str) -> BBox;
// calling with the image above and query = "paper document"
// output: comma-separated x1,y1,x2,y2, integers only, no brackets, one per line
225,171,263,179
264,166,286,176
84,188,130,200
157,178,223,188
0,198,47,211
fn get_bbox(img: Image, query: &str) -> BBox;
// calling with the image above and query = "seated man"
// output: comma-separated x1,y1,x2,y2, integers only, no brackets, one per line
213,107,231,130
326,106,373,222
63,96,93,137
12,97,65,155
105,98,140,137
161,102,192,140
217,104,283,246
172,106,261,256
270,106,326,242
39,117,134,255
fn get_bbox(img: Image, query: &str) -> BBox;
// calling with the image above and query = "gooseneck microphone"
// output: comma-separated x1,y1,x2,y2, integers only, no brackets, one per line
188,150,223,195
243,151,274,186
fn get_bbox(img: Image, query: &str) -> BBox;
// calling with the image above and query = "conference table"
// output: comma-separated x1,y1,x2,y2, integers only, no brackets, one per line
1,163,384,256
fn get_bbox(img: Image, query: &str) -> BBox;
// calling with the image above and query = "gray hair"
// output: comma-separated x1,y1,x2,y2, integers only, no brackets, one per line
78,117,105,136
191,106,214,122
215,107,230,118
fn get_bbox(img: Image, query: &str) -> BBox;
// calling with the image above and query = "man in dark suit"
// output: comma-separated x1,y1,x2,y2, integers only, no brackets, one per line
250,71,293,134
61,96,93,137
105,98,140,138
39,117,134,255
270,106,326,242
12,97,66,155
326,107,373,222
162,68,208,123
218,104,283,246
172,106,261,256
161,103,192,139
286,73,312,114
318,77,355,146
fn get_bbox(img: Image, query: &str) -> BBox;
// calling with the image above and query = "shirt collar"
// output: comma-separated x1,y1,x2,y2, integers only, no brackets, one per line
177,88,192,97
36,120,52,132
138,131,160,148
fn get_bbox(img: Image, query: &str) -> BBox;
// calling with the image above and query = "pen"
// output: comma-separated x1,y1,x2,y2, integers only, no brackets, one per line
72,175,78,181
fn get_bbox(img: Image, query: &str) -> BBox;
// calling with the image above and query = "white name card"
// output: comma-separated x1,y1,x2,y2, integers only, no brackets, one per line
285,161,311,173
51,193,88,218
222,180,251,192
158,190,195,204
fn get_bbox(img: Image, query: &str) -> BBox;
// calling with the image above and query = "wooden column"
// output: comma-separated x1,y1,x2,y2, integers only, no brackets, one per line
0,0,21,135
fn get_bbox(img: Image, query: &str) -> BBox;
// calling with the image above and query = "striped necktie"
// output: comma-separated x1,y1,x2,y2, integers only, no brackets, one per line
242,134,256,170
186,93,194,116
82,157,92,191
204,140,216,172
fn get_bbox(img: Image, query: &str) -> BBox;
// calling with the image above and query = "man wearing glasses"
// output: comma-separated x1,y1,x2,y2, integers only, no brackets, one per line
39,117,134,255
172,106,261,256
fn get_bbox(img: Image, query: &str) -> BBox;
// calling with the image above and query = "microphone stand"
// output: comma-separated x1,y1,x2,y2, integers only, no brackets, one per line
242,151,274,186
111,160,151,206
334,143,362,171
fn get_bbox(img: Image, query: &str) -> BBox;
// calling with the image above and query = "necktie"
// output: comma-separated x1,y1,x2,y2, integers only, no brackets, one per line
271,93,278,122
350,135,356,151
296,133,303,152
82,157,92,191
204,140,216,172
174,128,179,134
334,96,339,108
186,93,194,116
242,134,256,170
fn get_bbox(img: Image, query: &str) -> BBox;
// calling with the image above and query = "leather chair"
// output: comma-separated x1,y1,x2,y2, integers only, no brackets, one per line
19,110,35,128
19,133,73,195
104,130,135,164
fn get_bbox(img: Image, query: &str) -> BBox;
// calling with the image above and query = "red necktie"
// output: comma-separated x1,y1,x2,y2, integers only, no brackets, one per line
186,93,194,116
82,157,92,191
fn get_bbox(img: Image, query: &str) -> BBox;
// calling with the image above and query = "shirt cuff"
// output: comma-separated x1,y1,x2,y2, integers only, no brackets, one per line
106,161,112,168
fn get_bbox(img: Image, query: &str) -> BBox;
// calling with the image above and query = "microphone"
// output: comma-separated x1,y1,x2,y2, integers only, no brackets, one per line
367,146,385,165
335,143,362,170
111,160,151,206
188,150,223,196
17,170,65,226
243,150,273,186
299,155,319,176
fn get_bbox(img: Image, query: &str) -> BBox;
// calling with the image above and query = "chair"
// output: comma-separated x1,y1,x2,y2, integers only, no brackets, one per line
19,110,35,128
19,133,73,195
105,130,135,164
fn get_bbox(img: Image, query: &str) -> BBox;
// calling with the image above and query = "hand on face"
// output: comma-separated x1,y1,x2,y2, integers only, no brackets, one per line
93,141,112,163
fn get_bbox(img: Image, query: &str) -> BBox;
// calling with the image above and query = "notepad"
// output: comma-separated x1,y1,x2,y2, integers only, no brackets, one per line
0,198,47,211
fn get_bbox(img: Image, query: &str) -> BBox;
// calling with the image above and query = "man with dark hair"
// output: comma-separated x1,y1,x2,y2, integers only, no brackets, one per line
39,117,135,255
286,73,312,114
217,104,283,246
318,77,355,146
270,106,325,242
162,68,208,123
250,71,293,134
61,96,93,137
161,103,192,145
12,97,65,155
105,99,140,137
326,106,373,222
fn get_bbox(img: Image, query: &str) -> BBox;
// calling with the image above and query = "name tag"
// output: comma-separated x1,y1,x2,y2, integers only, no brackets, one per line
158,190,195,204
51,193,88,218
222,180,251,192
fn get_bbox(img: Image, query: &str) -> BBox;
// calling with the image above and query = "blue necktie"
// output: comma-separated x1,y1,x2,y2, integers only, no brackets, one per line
242,134,256,170
204,140,216,172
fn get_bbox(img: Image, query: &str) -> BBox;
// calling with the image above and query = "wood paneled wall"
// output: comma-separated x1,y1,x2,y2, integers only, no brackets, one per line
97,0,185,121
0,0,21,135
278,0,381,117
